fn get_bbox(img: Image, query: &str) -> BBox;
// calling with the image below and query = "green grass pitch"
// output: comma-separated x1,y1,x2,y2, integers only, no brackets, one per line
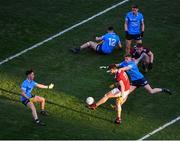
0,0,179,139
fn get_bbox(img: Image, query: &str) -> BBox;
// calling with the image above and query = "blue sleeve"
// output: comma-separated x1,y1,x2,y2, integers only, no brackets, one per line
127,64,133,69
118,61,124,67
32,81,38,87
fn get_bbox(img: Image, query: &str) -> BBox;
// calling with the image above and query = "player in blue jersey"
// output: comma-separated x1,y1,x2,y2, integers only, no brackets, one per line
70,26,122,54
115,54,172,95
124,5,145,54
20,69,54,126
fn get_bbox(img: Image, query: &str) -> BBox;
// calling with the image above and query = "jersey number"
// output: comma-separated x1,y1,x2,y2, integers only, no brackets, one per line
108,38,116,46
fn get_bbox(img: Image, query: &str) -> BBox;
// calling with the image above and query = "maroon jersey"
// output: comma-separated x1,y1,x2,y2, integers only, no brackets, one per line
130,47,150,59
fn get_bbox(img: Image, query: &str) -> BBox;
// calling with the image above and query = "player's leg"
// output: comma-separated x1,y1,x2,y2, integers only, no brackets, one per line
144,84,163,94
33,96,48,116
115,98,122,124
144,84,172,95
129,85,137,93
89,88,120,110
125,39,132,54
70,41,97,53
26,102,45,125
80,41,98,50
27,102,38,120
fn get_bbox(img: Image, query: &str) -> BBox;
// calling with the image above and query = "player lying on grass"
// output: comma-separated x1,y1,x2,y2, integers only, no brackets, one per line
130,43,154,72
116,54,172,95
89,64,131,124
20,69,54,126
70,26,122,55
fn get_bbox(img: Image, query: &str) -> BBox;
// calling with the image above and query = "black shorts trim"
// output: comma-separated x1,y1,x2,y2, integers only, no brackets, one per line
131,77,148,87
126,33,142,40
22,99,30,106
21,95,35,106
96,44,106,55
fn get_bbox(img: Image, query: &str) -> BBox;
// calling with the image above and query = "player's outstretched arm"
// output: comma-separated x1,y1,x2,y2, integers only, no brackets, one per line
36,83,54,89
119,66,131,71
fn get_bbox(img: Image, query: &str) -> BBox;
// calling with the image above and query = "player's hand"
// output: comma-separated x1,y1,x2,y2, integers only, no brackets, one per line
141,31,144,37
148,63,153,70
48,83,54,89
29,98,34,103
109,84,115,89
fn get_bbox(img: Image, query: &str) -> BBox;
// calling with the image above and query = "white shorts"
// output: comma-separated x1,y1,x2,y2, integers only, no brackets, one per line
111,88,130,99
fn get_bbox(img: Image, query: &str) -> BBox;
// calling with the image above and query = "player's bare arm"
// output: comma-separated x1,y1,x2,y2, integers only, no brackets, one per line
141,21,145,32
124,21,128,31
36,83,54,89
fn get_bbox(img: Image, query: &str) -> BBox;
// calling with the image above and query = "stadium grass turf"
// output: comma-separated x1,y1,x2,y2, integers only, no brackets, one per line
0,0,180,139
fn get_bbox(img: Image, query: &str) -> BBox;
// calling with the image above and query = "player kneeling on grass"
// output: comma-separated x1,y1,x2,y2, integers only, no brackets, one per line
130,43,154,72
70,26,122,55
20,69,54,126
89,64,130,124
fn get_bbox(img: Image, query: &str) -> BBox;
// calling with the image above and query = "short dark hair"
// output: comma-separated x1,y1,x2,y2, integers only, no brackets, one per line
136,43,143,48
108,64,117,69
132,4,138,9
107,26,114,31
25,69,34,76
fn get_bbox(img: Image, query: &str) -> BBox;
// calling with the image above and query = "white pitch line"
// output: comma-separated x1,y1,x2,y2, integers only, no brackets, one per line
0,0,129,66
137,116,180,141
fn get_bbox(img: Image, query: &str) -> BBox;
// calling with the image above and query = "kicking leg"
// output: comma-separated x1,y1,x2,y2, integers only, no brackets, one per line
89,90,117,110
125,40,132,54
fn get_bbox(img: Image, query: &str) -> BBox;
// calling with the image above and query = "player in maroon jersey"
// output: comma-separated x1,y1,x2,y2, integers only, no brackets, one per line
89,64,130,124
130,43,154,72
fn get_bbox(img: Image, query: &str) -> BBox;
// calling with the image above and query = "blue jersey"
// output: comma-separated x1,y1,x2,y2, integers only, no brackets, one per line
101,32,120,54
125,11,144,34
20,79,37,101
118,60,144,81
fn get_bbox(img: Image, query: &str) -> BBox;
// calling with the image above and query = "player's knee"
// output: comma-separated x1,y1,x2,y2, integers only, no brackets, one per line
104,93,110,99
88,41,93,46
41,97,45,103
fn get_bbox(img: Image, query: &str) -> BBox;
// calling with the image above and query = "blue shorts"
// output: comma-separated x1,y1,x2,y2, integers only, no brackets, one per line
131,77,148,87
22,99,30,106
96,44,106,55
21,95,35,106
